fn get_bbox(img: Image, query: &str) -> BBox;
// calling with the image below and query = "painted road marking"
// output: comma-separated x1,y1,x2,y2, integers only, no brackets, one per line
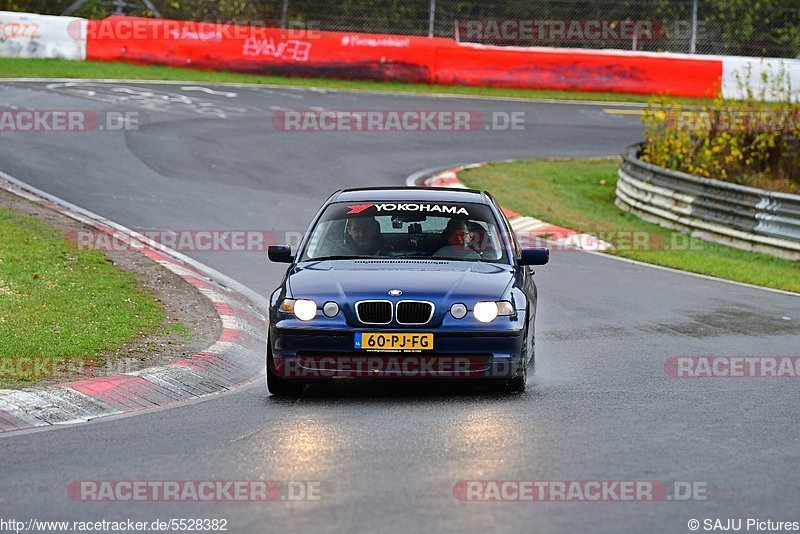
180,86,238,98
603,108,645,115
42,82,248,118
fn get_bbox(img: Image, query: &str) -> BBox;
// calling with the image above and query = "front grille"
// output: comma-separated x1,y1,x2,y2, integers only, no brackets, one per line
396,301,434,325
356,300,392,324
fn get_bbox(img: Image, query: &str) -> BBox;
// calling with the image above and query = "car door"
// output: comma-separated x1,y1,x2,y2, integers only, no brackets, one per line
492,198,537,362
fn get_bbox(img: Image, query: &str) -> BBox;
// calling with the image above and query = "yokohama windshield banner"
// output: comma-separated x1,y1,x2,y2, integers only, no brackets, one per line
84,16,448,83
0,11,86,60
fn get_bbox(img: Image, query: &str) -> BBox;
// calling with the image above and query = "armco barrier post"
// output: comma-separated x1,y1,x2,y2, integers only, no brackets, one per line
428,0,436,38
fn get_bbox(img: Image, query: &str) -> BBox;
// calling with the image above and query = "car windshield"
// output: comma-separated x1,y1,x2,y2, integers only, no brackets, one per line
300,201,509,263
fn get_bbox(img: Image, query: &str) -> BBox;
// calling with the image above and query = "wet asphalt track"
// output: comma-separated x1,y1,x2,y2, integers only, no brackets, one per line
0,80,798,533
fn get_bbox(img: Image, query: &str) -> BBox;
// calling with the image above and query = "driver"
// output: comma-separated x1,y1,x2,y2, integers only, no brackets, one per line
343,216,387,256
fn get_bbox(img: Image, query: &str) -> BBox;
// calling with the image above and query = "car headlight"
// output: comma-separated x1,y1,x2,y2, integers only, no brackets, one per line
279,298,318,321
473,300,514,323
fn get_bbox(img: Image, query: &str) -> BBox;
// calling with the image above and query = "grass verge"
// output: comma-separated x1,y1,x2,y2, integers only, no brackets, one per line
459,158,800,293
0,205,164,383
0,57,714,105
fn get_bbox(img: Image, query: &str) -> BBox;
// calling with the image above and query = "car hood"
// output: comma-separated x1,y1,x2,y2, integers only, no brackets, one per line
287,259,514,302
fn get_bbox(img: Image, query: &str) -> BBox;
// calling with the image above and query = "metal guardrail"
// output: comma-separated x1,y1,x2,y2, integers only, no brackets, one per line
616,143,800,260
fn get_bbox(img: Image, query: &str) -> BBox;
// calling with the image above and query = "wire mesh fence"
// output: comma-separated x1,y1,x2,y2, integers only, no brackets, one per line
3,0,799,58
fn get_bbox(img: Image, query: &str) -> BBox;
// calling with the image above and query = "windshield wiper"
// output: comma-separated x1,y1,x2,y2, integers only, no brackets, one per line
304,255,359,261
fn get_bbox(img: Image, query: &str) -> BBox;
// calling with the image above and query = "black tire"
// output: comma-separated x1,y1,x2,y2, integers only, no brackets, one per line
528,326,536,375
266,343,304,397
494,330,529,393
506,356,527,392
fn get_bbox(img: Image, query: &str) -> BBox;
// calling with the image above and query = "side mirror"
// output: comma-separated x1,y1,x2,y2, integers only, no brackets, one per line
519,247,549,266
268,244,294,263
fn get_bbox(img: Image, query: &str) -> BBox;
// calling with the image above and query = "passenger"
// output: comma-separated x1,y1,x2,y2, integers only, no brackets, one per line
440,217,474,247
467,223,492,254
434,217,480,259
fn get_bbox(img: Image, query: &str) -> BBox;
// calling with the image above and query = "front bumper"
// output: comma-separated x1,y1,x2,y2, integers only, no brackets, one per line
269,323,525,380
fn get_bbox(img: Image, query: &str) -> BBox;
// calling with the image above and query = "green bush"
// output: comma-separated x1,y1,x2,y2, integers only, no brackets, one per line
642,65,800,193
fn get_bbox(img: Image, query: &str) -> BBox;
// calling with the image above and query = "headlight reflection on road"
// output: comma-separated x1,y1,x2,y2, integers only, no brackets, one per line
449,408,532,472
265,418,349,478
456,409,517,448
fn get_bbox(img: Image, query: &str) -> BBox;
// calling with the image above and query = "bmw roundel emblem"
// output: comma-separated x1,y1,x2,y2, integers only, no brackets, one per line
388,289,403,297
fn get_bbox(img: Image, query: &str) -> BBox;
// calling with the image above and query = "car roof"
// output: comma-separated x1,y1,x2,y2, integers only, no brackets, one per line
330,187,491,204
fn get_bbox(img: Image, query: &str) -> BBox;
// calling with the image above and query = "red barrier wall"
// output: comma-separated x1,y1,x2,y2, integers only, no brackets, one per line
85,16,723,98
436,44,722,97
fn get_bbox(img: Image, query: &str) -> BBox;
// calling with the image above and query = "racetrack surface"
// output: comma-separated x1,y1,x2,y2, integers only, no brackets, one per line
0,81,798,533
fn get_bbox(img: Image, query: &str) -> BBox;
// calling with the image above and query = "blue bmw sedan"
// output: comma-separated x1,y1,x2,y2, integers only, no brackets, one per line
266,187,548,396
